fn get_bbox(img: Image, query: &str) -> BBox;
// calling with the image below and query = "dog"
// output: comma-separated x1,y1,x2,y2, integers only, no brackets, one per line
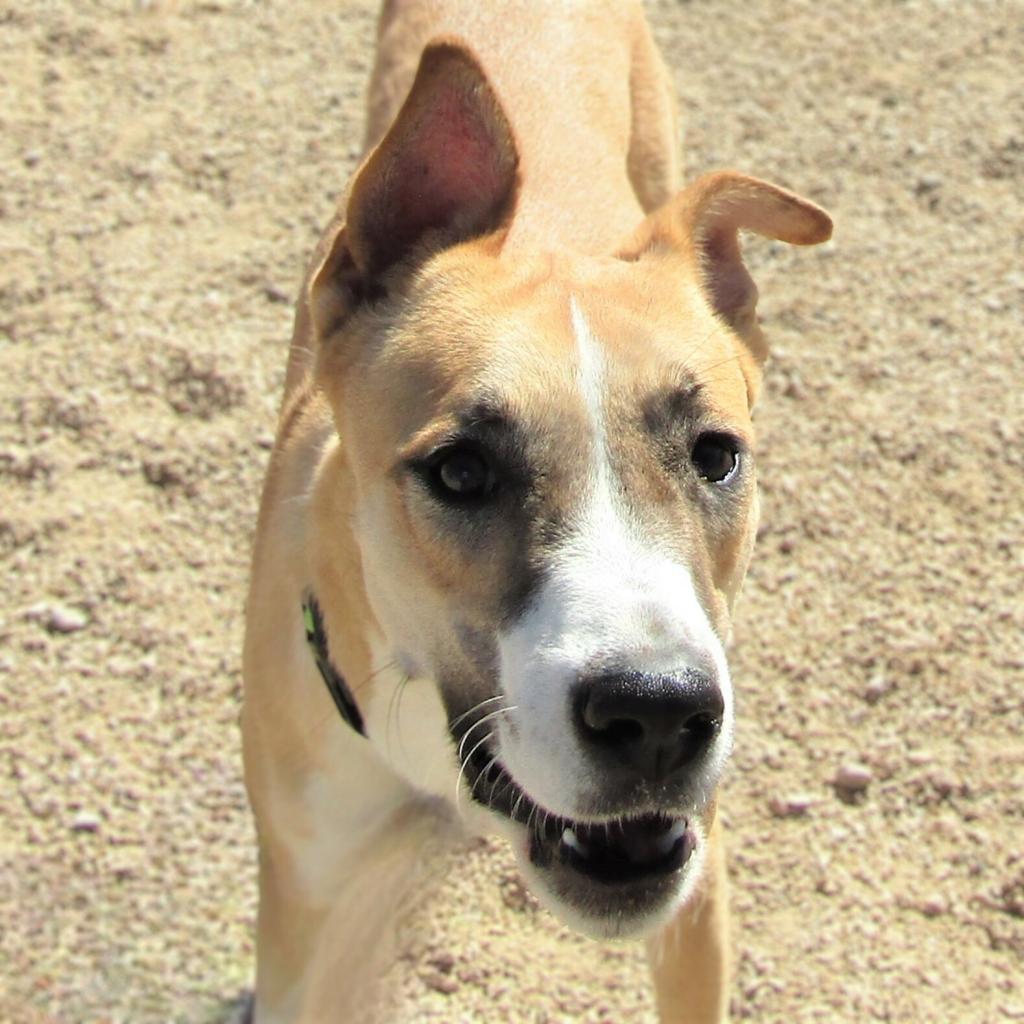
241,1,832,1020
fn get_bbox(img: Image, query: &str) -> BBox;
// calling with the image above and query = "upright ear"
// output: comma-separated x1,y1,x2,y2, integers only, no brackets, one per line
620,171,832,361
309,38,520,341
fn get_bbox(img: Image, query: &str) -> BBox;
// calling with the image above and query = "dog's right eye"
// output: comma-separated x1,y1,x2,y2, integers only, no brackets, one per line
427,445,497,503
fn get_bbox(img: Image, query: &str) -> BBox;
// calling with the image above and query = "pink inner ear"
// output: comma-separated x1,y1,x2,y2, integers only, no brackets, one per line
377,88,510,266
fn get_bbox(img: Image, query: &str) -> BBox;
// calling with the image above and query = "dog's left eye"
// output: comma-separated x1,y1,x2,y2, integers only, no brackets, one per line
429,446,497,502
691,433,741,484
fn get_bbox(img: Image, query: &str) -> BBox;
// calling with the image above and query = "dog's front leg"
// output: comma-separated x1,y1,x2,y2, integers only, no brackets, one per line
253,792,457,1024
646,821,730,1024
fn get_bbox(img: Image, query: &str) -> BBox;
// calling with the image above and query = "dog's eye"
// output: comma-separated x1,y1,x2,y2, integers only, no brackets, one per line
430,446,496,502
691,433,740,484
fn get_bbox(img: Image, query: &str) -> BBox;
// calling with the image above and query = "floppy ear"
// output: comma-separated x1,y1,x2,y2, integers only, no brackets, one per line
309,38,520,341
620,171,832,361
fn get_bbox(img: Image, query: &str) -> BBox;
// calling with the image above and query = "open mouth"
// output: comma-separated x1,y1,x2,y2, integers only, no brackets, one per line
530,811,694,885
461,736,694,887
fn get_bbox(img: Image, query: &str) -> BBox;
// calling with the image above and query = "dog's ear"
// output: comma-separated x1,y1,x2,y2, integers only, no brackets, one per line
620,171,832,363
309,38,520,341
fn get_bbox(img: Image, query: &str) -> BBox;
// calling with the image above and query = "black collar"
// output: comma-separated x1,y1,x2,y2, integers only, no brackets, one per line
301,591,366,737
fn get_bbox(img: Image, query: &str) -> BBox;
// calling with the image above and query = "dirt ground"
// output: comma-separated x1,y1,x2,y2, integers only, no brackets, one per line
1,0,1021,1021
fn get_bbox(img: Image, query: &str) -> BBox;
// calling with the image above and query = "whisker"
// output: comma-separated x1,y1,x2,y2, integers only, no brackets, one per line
455,730,495,813
510,787,527,823
457,705,514,762
386,671,412,756
472,753,502,801
525,800,539,833
695,351,743,377
449,694,506,731
492,773,516,810
354,658,397,693
676,323,719,366
486,760,519,811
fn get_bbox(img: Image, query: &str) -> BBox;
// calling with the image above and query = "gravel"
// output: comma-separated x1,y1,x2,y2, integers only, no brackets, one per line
1,1,1021,1022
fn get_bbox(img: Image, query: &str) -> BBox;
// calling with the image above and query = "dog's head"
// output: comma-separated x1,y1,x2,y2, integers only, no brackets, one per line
306,40,831,936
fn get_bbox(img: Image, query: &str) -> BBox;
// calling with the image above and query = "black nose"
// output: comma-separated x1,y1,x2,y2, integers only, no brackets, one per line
575,670,724,783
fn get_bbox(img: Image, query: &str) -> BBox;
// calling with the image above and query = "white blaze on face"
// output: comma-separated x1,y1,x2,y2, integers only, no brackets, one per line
496,298,733,818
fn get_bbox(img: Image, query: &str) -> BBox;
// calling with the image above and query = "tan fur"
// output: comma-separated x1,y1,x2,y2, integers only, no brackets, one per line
242,2,831,1021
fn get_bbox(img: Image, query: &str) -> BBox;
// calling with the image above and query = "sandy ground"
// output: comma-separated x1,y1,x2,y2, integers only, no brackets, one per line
1,0,1022,1021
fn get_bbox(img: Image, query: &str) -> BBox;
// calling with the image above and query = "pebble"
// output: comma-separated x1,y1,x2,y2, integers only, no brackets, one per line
783,374,806,400
263,283,291,304
71,811,101,834
47,604,89,634
427,952,455,974
920,895,947,917
769,793,816,818
500,872,538,913
864,671,891,703
833,763,873,794
421,969,459,995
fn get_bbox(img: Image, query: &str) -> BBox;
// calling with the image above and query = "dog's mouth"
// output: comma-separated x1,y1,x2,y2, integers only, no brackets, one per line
529,810,694,885
463,738,695,888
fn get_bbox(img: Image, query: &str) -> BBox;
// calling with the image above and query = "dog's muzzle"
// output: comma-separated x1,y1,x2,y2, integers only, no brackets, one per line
453,669,726,927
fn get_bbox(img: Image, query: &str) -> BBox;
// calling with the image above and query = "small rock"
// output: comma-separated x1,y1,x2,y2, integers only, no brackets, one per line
769,793,815,818
500,872,538,913
833,763,873,795
914,173,943,195
926,770,964,799
783,374,806,400
816,875,839,896
71,811,101,833
46,604,89,634
263,283,291,304
920,895,947,917
421,969,458,995
427,952,455,974
864,671,891,703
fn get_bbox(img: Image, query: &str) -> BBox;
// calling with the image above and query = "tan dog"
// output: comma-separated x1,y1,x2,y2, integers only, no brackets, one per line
241,1,832,1021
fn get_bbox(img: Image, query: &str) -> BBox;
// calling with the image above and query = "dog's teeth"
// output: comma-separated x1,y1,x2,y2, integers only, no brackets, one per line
561,827,589,857
655,820,687,856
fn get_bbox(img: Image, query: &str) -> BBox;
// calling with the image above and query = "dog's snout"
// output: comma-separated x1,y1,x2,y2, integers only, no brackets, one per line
575,670,724,783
